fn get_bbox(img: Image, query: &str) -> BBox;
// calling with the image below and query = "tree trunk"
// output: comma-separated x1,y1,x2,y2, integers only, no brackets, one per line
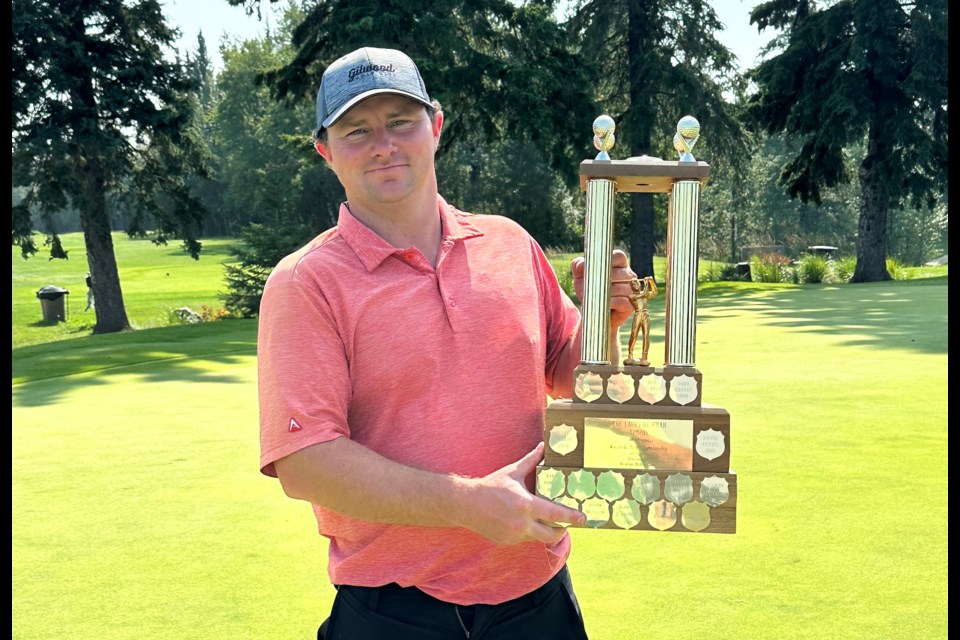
851,124,892,283
625,0,657,280
629,193,655,278
80,153,132,334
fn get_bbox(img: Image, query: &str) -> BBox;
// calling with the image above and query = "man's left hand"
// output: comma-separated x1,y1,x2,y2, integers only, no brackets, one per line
571,249,637,329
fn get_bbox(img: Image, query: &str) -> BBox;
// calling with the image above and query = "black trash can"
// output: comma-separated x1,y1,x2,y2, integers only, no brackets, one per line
36,285,70,323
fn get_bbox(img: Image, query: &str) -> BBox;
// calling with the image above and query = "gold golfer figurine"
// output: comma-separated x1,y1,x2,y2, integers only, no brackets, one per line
623,276,659,366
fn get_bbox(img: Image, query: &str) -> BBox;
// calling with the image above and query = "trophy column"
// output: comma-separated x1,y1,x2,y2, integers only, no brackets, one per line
537,116,738,534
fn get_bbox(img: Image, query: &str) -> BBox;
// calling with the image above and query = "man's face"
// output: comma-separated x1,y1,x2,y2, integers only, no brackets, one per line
315,94,443,213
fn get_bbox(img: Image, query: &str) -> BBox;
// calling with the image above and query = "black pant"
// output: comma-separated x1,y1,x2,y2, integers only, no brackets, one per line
318,565,589,640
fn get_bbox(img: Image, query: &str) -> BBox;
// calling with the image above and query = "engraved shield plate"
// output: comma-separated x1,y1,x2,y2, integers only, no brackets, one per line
575,372,604,402
631,473,660,505
637,374,667,404
664,473,694,504
699,475,730,507
695,428,725,461
612,499,642,529
668,374,699,405
681,501,711,532
537,467,566,499
582,497,611,528
605,372,636,403
648,499,677,530
548,423,579,456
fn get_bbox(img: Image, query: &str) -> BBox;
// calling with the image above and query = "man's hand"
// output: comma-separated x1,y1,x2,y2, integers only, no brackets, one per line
571,249,637,330
459,442,585,546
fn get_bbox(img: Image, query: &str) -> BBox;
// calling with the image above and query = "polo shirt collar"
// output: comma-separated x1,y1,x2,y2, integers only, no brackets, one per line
336,195,484,272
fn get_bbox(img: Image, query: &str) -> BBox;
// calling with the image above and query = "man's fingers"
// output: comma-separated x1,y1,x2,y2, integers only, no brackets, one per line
611,249,629,268
570,256,585,279
512,442,545,477
534,496,586,528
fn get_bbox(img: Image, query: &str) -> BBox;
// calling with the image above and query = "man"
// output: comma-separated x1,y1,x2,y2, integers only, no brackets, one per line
258,46,637,639
84,272,94,312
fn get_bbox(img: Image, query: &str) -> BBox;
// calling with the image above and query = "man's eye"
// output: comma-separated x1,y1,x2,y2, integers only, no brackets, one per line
390,119,412,127
346,129,367,137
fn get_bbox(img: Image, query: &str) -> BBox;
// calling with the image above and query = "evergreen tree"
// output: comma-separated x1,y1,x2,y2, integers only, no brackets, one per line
745,0,948,282
12,0,210,334
228,0,598,209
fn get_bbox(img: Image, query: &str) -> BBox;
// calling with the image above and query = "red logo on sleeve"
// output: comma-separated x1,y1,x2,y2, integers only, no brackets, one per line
288,418,303,432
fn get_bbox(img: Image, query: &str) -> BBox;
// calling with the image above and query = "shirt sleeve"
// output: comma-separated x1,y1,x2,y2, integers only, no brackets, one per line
529,237,581,396
258,275,352,478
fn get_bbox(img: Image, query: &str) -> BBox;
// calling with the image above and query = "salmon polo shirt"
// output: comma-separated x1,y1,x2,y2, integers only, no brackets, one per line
258,195,582,605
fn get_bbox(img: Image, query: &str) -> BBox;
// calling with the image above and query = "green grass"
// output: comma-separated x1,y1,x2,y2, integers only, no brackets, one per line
11,240,948,639
12,231,238,349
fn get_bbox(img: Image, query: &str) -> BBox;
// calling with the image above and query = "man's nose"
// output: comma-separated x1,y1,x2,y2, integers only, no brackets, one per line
371,127,397,154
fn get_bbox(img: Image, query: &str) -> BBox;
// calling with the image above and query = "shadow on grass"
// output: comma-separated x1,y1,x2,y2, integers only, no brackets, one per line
697,277,947,355
12,277,947,407
12,319,259,407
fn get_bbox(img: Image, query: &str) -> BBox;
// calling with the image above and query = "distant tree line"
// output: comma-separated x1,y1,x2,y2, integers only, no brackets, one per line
12,0,947,329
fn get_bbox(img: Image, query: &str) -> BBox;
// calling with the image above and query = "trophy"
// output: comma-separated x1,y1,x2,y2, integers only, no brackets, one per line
536,115,737,533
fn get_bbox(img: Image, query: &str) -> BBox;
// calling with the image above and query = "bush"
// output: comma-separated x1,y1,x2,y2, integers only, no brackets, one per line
828,257,856,283
199,305,232,322
886,258,907,280
750,252,794,283
797,254,829,284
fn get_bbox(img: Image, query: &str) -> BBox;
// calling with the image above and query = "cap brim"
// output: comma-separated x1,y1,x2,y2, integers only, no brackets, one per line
321,89,434,129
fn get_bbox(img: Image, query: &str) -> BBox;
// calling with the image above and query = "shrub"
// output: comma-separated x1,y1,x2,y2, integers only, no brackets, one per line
886,258,907,280
199,305,232,322
750,252,794,283
797,254,829,284
828,257,856,283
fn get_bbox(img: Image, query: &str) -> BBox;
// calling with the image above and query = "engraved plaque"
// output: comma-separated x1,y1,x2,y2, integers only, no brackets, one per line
632,473,661,505
648,499,677,530
637,374,667,404
699,475,730,507
583,497,611,527
695,428,725,461
668,374,699,405
681,501,711,532
612,499,642,529
537,467,566,499
596,470,626,500
566,469,597,501
605,372,636,403
664,473,694,504
575,372,604,402
583,417,693,470
548,423,579,456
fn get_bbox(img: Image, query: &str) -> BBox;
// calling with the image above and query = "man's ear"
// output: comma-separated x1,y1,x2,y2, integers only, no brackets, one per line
432,111,444,151
314,139,332,162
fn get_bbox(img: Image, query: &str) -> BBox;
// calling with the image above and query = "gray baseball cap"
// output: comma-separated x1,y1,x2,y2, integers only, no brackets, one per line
315,47,433,133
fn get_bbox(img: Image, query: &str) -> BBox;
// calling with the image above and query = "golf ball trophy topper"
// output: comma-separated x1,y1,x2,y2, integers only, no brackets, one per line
537,116,738,533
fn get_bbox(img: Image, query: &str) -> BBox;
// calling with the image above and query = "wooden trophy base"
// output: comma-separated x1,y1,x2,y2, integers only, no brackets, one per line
537,365,736,533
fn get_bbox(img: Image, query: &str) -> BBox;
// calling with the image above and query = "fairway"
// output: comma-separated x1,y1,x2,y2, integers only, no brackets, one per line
12,267,947,638
12,231,237,349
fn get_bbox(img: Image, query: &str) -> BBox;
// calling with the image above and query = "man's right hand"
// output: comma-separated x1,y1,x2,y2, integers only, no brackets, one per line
457,442,586,546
